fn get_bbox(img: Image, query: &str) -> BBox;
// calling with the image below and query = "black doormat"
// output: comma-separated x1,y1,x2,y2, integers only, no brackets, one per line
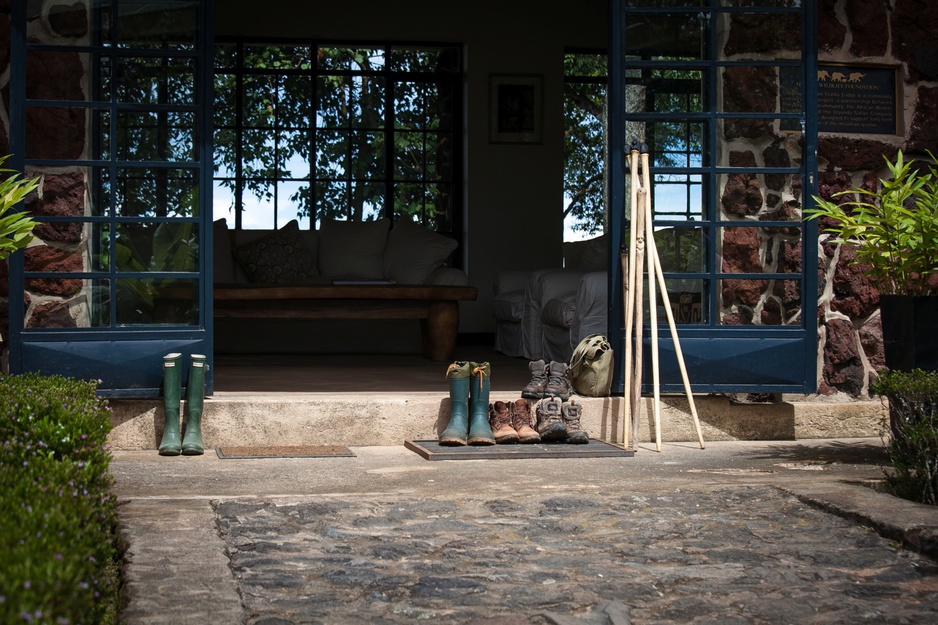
216,445,355,459
404,439,634,461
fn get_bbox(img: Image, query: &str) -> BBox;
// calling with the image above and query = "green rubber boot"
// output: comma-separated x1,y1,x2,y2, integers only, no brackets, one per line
182,354,208,455
440,361,471,445
468,362,495,445
158,353,183,456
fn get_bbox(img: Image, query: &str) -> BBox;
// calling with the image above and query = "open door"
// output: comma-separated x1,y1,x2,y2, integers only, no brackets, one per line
8,0,215,396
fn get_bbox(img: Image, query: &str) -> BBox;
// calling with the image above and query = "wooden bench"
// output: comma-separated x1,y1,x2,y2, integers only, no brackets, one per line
212,283,478,361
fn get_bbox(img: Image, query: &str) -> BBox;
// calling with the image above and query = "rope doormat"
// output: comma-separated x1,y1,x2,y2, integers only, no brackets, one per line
216,445,355,459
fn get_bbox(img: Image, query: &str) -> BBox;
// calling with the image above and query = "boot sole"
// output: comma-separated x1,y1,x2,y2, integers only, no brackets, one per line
538,422,567,442
439,438,468,446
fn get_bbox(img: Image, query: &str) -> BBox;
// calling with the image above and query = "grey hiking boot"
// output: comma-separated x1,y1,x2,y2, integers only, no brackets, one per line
561,399,589,444
535,396,567,442
545,361,573,400
489,400,520,444
522,360,548,399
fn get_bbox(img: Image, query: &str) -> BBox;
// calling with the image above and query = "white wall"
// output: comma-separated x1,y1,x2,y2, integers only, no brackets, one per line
215,0,609,333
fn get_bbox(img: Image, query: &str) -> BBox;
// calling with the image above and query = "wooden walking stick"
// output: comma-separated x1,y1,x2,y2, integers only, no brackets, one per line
622,141,641,449
630,152,646,447
647,230,706,449
641,146,662,451
621,251,631,448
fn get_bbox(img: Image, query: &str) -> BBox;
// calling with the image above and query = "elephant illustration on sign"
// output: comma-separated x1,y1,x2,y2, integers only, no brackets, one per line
830,72,848,82
848,72,866,82
817,70,831,81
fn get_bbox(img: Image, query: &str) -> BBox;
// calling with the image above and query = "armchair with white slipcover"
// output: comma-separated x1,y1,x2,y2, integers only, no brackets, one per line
493,235,609,361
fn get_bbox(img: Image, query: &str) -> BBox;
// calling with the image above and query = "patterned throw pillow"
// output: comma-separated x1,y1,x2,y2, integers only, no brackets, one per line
233,220,318,283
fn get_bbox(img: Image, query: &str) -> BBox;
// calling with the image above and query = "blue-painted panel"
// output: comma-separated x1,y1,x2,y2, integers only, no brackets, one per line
636,336,808,394
19,338,211,397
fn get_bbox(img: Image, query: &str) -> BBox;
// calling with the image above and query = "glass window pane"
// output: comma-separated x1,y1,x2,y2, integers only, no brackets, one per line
240,181,275,229
113,111,196,161
395,133,425,180
318,47,386,71
243,44,312,70
315,130,349,179
215,43,238,70
26,51,88,101
718,170,803,219
425,133,454,182
719,12,802,61
653,226,707,272
628,69,707,113
350,131,385,180
652,121,706,167
113,56,196,105
653,174,705,221
390,47,459,73
316,75,386,129
316,181,348,222
115,222,199,273
720,66,792,114
719,279,801,326
348,182,384,221
664,278,708,325
276,181,309,229
117,278,198,325
111,168,200,217
101,1,199,50
624,13,708,60
212,180,236,221
25,107,95,160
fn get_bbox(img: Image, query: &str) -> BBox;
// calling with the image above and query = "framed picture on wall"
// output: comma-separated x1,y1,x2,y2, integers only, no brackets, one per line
489,75,543,144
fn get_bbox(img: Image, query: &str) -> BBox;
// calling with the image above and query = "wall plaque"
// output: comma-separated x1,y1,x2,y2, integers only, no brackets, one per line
780,64,900,135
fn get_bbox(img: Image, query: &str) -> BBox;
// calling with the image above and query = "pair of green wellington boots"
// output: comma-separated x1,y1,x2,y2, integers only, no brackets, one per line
440,361,495,446
158,353,208,456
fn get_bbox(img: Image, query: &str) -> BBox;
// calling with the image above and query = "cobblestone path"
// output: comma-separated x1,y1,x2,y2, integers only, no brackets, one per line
215,485,938,625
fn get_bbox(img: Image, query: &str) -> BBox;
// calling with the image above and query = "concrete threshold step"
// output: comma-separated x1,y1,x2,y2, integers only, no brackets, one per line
107,393,887,450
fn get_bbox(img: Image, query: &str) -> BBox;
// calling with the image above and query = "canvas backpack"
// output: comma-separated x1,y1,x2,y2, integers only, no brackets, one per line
568,334,614,397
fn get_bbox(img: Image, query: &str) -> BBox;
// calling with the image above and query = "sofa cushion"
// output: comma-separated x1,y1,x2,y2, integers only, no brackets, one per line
318,218,390,280
213,218,237,283
384,219,458,285
233,219,318,283
564,234,607,271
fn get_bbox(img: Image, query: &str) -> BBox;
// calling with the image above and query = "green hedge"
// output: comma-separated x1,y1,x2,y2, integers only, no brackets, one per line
0,373,122,624
870,368,938,506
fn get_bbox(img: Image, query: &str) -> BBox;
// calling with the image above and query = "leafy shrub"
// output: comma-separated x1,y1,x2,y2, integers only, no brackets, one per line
869,369,938,506
0,373,122,624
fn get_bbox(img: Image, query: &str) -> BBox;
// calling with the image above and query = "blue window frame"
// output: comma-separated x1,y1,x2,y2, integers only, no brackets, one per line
8,0,215,396
608,0,819,393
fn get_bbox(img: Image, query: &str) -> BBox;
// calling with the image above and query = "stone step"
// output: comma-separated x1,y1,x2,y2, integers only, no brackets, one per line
107,393,886,450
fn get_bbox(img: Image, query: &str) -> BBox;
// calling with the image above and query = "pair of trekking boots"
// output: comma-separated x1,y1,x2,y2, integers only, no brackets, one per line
158,353,208,456
488,397,588,444
523,360,573,400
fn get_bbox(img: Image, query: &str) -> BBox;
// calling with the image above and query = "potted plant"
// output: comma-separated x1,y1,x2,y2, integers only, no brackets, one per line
806,149,938,372
0,155,41,261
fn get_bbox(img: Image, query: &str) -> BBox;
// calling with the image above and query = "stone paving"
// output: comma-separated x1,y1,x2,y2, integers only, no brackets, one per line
111,440,938,625
215,487,938,625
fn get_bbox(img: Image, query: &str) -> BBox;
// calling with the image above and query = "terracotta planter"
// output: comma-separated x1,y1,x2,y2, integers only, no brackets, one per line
879,295,938,372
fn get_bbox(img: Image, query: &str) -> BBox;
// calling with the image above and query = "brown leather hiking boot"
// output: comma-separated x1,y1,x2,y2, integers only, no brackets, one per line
535,396,567,442
488,400,520,444
561,399,589,444
522,360,548,399
510,399,541,443
545,361,573,400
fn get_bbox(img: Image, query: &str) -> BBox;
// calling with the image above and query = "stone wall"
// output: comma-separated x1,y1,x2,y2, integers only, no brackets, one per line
813,0,938,397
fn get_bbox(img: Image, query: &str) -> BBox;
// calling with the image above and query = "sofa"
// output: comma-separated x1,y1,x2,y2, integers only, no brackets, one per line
212,217,475,360
214,217,469,287
493,234,609,363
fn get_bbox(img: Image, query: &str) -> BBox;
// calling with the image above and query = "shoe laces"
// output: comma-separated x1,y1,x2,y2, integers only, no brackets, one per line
512,400,533,427
471,364,489,392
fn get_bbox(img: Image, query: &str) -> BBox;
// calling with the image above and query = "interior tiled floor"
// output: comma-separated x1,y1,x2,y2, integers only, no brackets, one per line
212,346,532,394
